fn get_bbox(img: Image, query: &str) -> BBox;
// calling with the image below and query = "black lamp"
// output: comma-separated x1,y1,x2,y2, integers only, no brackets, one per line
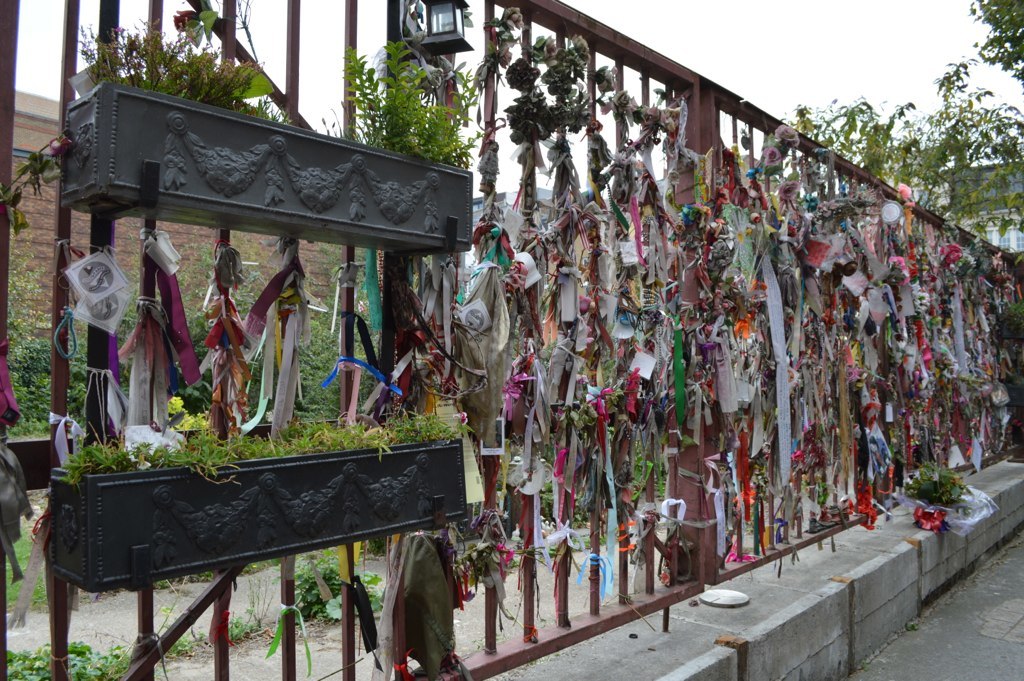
420,0,472,55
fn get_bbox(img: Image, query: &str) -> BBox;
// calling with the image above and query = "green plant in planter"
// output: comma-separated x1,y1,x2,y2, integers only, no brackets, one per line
1003,301,1024,335
344,42,480,169
905,462,965,506
61,412,467,486
80,26,275,118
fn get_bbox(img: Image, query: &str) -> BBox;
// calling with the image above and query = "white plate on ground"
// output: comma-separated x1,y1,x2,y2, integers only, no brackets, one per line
700,589,750,608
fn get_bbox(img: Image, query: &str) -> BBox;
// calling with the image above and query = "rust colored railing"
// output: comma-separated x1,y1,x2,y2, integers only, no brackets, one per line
0,2,1016,681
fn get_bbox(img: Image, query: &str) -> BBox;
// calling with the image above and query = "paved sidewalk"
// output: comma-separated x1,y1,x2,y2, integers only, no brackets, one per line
850,531,1024,681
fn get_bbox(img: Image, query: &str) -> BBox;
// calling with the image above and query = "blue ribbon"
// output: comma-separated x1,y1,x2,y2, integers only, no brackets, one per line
322,356,403,396
774,519,787,545
577,553,615,601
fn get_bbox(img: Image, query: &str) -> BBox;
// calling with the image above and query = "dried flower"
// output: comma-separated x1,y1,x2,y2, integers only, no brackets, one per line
775,124,799,148
761,145,783,167
503,8,524,30
777,180,800,210
173,10,197,32
46,135,73,158
939,243,963,267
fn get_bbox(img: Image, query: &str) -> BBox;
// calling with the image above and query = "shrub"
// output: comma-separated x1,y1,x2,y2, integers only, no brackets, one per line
80,27,274,118
344,42,479,169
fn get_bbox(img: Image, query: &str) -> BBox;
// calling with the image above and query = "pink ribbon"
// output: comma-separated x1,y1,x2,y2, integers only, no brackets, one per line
503,373,534,421
629,195,647,267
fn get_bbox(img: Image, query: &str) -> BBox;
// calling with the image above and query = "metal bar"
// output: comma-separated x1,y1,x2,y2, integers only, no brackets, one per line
587,42,597,120
482,456,499,651
343,0,358,130
221,0,236,63
85,0,119,446
133,7,163,675
391,538,407,666
212,570,231,681
285,0,300,122
45,2,83,679
521,494,537,641
713,515,868,584
0,0,16,340
135,589,155,681
123,567,245,681
481,0,497,179
281,556,297,681
614,57,624,146
510,0,698,90
340,545,356,681
463,579,703,679
338,6,358,678
0,1,16,672
588,505,600,615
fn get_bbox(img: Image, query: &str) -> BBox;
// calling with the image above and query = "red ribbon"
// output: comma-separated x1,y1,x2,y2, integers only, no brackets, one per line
394,649,415,681
212,610,234,647
856,482,878,530
913,507,948,533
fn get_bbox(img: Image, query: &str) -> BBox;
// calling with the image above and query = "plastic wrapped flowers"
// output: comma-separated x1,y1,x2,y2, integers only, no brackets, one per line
895,462,998,535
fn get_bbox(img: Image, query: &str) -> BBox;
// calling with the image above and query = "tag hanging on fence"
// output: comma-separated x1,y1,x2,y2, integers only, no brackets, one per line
64,249,129,305
74,286,132,335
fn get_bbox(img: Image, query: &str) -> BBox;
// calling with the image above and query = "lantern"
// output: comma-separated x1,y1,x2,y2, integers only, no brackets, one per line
420,0,472,55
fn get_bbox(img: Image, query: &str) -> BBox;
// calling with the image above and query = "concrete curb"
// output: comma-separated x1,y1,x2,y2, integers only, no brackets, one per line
654,461,1024,681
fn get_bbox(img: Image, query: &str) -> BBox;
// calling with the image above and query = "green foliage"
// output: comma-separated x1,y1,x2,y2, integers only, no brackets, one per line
972,0,1024,89
1,139,66,235
905,462,966,506
62,411,465,485
296,551,384,621
1003,301,1024,334
7,642,130,681
344,42,480,168
81,27,275,118
795,59,1024,236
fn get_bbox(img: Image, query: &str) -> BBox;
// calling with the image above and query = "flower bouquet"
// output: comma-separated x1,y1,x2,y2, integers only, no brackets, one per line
895,462,997,535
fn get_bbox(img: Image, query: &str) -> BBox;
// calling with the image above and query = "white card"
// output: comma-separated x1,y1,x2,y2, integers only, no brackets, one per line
629,351,657,380
885,403,894,423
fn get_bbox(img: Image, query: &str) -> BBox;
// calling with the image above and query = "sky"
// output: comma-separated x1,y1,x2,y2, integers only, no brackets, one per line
13,0,1024,193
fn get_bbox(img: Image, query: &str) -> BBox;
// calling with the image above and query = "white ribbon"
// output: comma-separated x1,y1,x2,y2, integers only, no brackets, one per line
545,520,583,563
660,498,687,521
952,283,969,374
762,259,792,484
49,412,84,465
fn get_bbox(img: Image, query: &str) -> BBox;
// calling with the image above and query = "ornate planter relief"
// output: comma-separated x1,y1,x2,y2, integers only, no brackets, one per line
50,441,466,592
61,83,471,252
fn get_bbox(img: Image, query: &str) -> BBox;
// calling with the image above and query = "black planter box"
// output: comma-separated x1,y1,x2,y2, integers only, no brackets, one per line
50,440,466,592
61,83,472,253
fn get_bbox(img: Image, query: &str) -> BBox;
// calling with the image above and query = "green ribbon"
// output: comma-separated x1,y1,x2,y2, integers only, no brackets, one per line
673,319,687,430
266,604,313,676
240,328,269,435
610,200,631,234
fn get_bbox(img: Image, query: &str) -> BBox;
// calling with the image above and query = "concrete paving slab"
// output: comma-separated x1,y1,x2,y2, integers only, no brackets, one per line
850,533,1024,681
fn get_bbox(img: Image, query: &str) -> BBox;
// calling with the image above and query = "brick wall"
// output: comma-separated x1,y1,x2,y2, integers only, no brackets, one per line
7,157,356,339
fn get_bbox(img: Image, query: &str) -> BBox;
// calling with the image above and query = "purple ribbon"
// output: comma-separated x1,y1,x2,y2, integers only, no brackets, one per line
244,259,303,339
155,263,201,386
